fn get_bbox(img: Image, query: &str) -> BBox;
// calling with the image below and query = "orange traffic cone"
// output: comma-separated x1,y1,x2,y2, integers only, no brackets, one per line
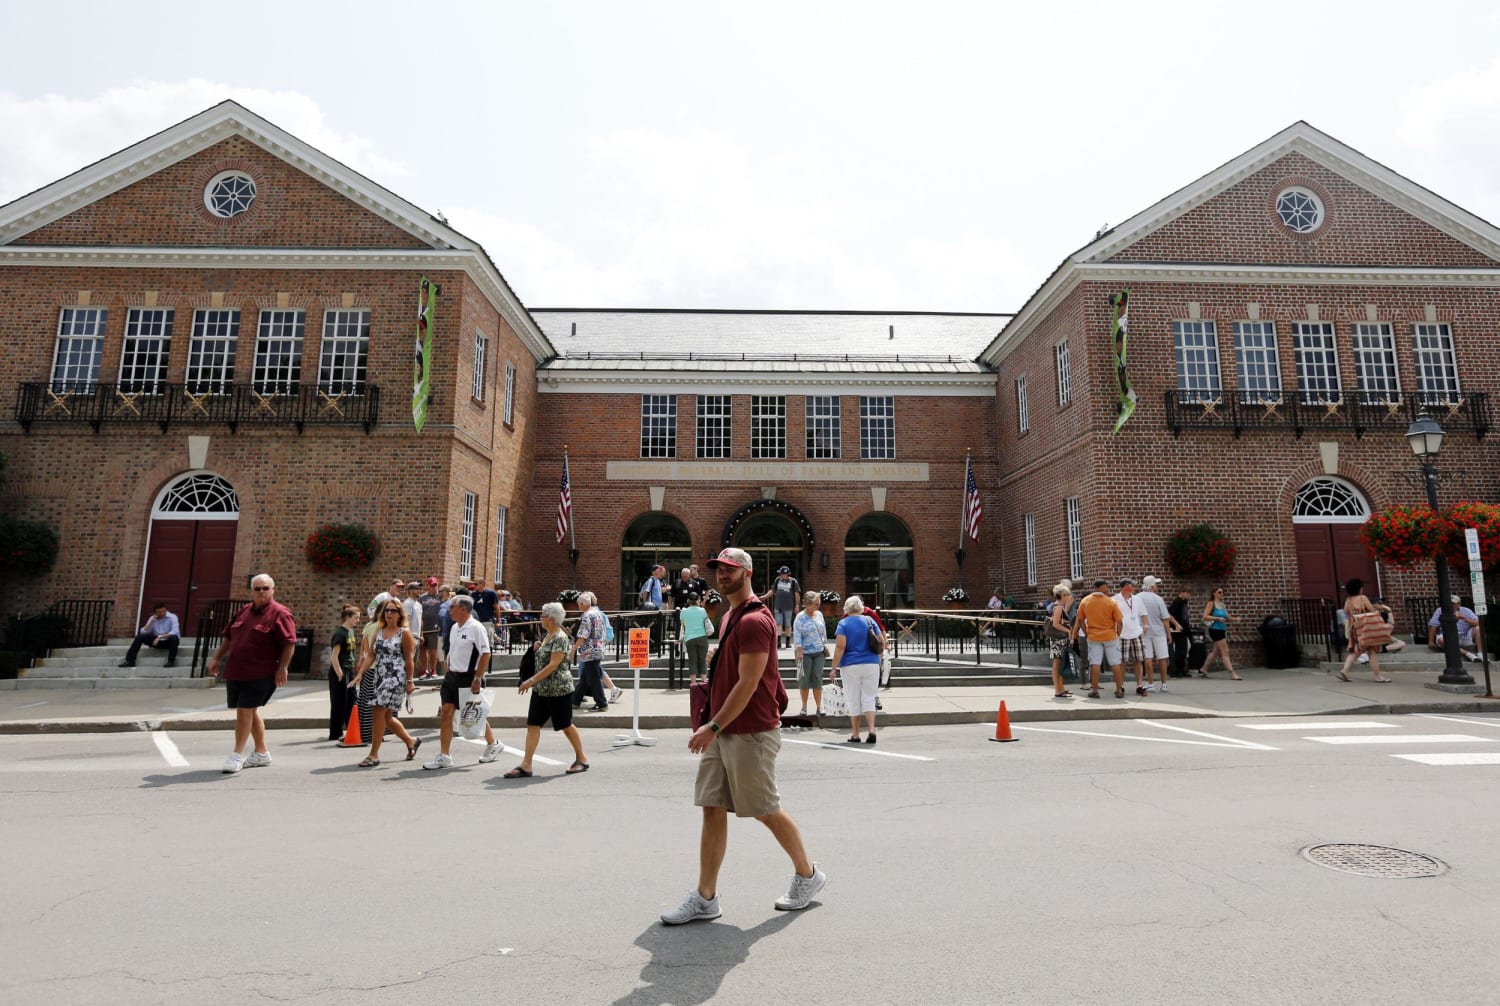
989,700,1017,743
338,705,363,747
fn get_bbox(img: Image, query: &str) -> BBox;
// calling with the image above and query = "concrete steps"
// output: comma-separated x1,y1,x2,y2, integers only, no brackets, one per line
20,638,202,688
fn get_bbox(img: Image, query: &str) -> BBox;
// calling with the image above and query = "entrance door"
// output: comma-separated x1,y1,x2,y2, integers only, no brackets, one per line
1292,477,1377,603
139,473,241,632
732,512,804,597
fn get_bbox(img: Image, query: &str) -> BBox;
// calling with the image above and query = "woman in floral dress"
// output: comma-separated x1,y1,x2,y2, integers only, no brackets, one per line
353,600,420,766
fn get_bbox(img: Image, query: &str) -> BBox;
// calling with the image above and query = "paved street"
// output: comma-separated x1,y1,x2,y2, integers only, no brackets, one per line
3,715,1500,1005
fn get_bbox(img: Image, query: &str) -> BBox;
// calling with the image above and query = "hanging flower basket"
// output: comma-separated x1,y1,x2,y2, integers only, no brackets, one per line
305,523,380,574
1164,524,1237,579
1440,501,1500,570
0,515,60,576
942,587,970,605
1359,505,1449,570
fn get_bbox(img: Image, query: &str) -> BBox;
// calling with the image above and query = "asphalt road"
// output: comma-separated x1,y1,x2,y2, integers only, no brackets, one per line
4,714,1500,1005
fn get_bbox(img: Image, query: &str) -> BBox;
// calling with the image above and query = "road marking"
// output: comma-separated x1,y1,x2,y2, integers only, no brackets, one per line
454,736,562,766
1011,725,1270,750
1392,753,1500,766
780,738,934,761
1238,721,1396,731
13,701,49,710
1140,721,1278,750
1308,734,1490,745
1416,714,1500,730
151,731,189,767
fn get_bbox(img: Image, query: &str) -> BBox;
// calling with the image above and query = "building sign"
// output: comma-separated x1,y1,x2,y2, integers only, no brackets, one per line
628,627,651,669
606,461,929,482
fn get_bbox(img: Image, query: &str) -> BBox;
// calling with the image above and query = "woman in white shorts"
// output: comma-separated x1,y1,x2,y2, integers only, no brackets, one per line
830,595,884,744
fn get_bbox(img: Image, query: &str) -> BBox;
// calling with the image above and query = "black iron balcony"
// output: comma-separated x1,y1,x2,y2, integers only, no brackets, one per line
15,381,380,434
1165,389,1489,440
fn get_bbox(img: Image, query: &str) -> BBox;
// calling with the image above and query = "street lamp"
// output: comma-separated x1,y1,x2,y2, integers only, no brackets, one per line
1405,411,1474,686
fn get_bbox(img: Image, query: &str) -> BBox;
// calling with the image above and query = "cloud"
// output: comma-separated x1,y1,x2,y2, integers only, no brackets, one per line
0,80,406,205
1396,59,1500,219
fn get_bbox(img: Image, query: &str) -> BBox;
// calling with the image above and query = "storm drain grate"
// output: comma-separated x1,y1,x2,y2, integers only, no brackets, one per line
1301,844,1448,879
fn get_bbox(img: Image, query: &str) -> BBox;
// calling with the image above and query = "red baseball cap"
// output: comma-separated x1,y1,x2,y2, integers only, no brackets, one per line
706,547,753,572
426,576,439,586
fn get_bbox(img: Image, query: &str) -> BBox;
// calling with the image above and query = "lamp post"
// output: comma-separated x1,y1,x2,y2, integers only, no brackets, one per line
1405,411,1474,686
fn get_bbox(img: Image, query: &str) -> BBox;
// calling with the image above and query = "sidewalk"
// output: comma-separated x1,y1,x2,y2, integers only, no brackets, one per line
0,666,1495,734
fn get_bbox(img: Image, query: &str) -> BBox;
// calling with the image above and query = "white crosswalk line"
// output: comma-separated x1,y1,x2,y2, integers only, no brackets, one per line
780,738,934,761
1416,714,1500,730
1239,721,1395,731
1140,721,1278,750
1308,734,1490,745
1393,753,1500,766
151,731,189,767
454,736,563,765
1011,725,1266,749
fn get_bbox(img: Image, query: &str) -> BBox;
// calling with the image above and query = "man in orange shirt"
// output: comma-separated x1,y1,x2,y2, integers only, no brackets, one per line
1073,579,1124,699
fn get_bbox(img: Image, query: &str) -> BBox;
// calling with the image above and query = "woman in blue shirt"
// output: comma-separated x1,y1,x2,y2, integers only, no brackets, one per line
678,593,714,685
831,595,884,744
792,591,828,717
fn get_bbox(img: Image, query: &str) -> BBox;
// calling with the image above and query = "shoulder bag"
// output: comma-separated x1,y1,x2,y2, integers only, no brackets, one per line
691,599,786,730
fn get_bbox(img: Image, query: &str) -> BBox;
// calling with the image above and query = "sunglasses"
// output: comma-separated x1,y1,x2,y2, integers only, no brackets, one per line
252,586,273,591
384,608,402,615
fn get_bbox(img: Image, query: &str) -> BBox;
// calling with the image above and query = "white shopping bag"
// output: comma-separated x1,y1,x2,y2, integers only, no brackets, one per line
822,682,849,717
455,688,493,740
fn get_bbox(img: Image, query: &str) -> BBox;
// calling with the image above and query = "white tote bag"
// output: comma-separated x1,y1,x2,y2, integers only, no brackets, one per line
455,688,494,740
822,682,849,717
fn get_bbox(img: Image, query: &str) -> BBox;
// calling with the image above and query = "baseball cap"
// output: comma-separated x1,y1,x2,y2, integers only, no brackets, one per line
777,566,790,574
1451,594,1462,604
707,547,753,572
427,576,439,586
1092,578,1109,588
1141,575,1162,589
1118,577,1135,588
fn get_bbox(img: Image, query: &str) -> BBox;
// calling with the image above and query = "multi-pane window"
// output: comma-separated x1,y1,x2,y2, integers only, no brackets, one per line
1232,321,1280,403
1173,320,1222,402
252,310,304,394
859,396,895,459
471,333,488,401
1024,513,1037,587
1351,323,1400,403
640,394,678,458
186,309,239,394
696,395,732,458
1292,322,1341,402
1065,497,1083,582
493,505,508,583
1412,323,1461,404
317,309,369,393
120,308,173,394
751,395,787,459
502,363,515,424
1054,339,1072,406
460,492,477,580
1015,375,1030,433
50,307,107,391
805,396,841,459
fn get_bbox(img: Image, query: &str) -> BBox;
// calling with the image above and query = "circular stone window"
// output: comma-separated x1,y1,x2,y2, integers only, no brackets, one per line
204,171,257,218
1275,186,1324,234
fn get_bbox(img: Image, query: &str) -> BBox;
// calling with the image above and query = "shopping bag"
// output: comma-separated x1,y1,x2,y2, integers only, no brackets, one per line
879,650,893,686
1353,611,1393,650
455,688,493,740
822,682,849,717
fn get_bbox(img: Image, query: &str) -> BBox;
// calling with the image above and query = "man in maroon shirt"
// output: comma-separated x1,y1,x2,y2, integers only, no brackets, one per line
207,572,297,774
660,547,825,925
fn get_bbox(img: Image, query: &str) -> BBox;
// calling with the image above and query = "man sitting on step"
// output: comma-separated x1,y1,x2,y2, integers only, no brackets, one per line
1428,595,1484,662
119,602,181,668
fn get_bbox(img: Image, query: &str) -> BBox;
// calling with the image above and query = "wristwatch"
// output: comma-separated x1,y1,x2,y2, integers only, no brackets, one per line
707,721,721,734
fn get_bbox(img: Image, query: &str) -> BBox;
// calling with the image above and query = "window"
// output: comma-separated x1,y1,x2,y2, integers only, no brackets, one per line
805,396,841,459
1292,322,1341,402
471,333,488,401
119,308,173,394
1054,339,1072,406
317,309,370,393
640,394,677,458
751,396,786,459
50,307,107,391
696,395,732,458
460,491,477,580
1351,323,1400,403
1015,375,1030,433
1275,187,1324,233
1173,320,1222,402
186,309,239,394
859,396,895,459
1023,513,1037,587
1412,323,1461,405
493,505,508,583
1232,321,1280,403
252,310,304,394
1065,497,1083,582
502,363,515,424
1292,477,1371,521
204,171,256,218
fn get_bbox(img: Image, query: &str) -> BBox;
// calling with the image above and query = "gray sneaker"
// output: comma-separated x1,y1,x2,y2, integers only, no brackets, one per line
660,889,721,925
423,753,454,771
242,751,272,768
479,742,502,763
221,753,244,774
610,686,623,703
774,864,826,911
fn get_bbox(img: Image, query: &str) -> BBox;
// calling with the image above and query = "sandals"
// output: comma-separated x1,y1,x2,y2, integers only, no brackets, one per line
406,737,422,761
1087,690,1101,699
1114,687,1126,699
1196,671,1209,678
1336,671,1352,682
846,736,863,744
502,766,533,778
358,757,379,768
1054,690,1074,698
566,760,590,774
1373,676,1393,683
864,734,877,745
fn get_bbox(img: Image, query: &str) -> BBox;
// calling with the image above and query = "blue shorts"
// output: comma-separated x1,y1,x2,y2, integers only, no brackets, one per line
775,609,795,629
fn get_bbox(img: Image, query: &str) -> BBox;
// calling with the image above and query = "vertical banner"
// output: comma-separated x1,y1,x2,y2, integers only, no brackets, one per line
1110,290,1136,434
413,276,440,432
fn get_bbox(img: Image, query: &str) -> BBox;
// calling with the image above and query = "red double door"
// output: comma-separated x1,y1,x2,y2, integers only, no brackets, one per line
1294,523,1379,604
137,520,238,633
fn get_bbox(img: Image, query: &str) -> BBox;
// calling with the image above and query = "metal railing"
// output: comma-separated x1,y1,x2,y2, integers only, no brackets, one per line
1277,597,1336,662
190,599,248,677
5,599,114,656
884,609,1047,666
1166,390,1490,440
15,382,380,434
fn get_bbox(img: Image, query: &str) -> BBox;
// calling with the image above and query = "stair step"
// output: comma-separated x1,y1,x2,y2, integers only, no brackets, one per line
14,677,214,690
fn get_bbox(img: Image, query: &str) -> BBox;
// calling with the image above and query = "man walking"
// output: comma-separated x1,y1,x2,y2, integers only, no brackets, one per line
119,602,181,667
1138,576,1181,692
661,547,825,925
418,577,444,678
368,577,405,620
1073,579,1123,700
760,566,802,650
207,573,297,773
424,595,501,769
1114,579,1149,696
570,591,610,712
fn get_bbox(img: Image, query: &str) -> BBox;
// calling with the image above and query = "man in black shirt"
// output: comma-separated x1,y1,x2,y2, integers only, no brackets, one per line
1167,587,1193,677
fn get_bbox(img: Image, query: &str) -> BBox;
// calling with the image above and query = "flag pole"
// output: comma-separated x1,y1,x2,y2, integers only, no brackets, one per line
956,448,970,590
564,446,579,588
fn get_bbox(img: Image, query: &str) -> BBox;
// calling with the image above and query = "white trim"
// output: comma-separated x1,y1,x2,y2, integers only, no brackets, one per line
537,371,996,396
150,470,241,520
1290,476,1371,524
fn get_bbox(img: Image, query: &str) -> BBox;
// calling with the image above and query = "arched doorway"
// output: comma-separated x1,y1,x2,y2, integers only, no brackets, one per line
620,513,692,610
139,472,240,631
725,500,813,596
1292,476,1378,603
845,513,915,608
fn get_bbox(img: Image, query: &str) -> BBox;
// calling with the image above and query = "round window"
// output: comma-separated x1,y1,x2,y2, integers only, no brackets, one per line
1275,187,1324,234
204,172,257,218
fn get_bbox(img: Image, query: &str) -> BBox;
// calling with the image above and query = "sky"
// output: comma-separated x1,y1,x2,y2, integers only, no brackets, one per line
2,1,1498,313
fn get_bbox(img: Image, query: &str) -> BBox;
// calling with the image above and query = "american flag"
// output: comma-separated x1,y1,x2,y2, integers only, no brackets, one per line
556,454,572,543
963,454,983,541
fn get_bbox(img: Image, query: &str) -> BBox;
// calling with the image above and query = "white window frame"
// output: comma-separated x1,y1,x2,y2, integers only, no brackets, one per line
1066,497,1083,582
751,395,787,459
1292,321,1341,403
1173,320,1222,403
1351,322,1400,404
50,307,108,391
317,309,370,393
859,396,895,459
1015,375,1030,433
493,505,508,583
1054,338,1073,406
696,394,732,458
460,492,477,580
185,309,239,394
805,395,841,459
502,362,516,424
471,332,488,402
640,394,678,458
252,309,305,395
119,308,173,394
1232,321,1280,403
1411,323,1461,405
1024,513,1037,587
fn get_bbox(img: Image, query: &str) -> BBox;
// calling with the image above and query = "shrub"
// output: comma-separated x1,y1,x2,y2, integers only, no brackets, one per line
0,515,60,576
305,523,380,574
5,611,72,657
1164,524,1237,579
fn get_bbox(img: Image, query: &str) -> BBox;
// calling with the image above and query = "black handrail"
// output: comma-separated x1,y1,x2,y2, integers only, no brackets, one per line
190,599,248,677
5,599,114,655
1278,597,1336,662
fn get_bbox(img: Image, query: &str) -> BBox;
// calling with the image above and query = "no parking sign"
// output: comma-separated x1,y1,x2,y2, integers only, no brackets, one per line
628,628,651,669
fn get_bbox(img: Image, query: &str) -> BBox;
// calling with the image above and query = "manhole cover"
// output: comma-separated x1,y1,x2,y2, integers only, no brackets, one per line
1301,844,1448,879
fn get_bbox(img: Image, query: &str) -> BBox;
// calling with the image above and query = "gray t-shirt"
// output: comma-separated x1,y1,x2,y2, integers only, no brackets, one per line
771,577,801,612
1139,590,1172,636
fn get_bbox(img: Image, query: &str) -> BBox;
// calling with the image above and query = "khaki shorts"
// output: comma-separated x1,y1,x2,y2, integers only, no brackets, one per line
694,729,782,818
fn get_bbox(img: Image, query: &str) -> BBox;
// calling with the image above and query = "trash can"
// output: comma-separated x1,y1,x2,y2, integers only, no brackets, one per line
289,627,314,677
1259,615,1300,669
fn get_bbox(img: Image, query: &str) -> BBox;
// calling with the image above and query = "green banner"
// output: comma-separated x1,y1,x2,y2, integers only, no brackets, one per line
1110,290,1136,434
413,277,439,432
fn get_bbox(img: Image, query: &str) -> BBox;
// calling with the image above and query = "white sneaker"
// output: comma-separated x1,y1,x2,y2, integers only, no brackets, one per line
242,751,272,768
1143,683,1157,692
1464,650,1482,663
610,686,623,703
660,889,721,925
479,742,501,763
423,753,454,770
1159,683,1168,693
774,863,827,911
221,753,244,774
1356,653,1370,664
